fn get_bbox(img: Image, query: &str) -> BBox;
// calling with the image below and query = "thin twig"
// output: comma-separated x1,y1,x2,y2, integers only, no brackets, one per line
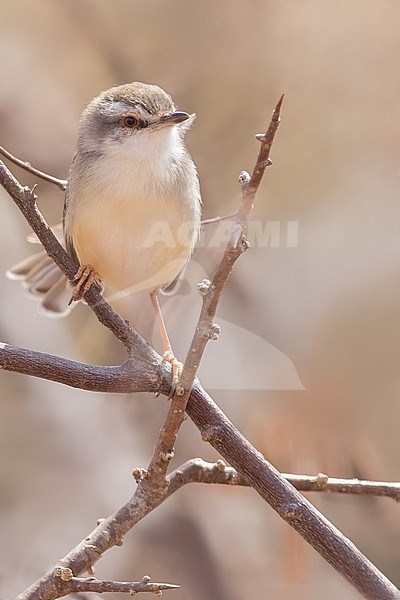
0,145,68,190
0,144,237,228
2,334,398,506
145,95,284,486
200,210,238,225
167,459,400,501
53,570,179,595
282,472,400,500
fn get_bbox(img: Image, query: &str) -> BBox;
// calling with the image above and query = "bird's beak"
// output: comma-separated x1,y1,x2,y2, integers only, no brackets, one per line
157,111,191,128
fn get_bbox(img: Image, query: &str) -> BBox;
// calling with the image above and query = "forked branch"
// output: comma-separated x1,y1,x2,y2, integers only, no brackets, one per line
1,96,399,600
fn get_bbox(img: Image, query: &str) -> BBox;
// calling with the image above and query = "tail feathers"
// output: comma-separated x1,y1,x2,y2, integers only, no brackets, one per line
6,250,47,280
39,276,74,318
7,252,73,318
26,263,66,297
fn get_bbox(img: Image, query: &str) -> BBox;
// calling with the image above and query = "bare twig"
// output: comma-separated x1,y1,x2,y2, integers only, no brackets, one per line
167,459,400,501
0,145,68,190
16,487,177,600
281,472,400,500
53,570,179,596
200,210,238,225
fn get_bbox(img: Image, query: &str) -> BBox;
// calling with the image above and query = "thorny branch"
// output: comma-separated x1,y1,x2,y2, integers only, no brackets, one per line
145,94,284,487
52,569,178,597
1,97,400,600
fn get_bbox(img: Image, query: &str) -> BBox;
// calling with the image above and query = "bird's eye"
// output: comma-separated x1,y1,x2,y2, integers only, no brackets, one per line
123,115,139,128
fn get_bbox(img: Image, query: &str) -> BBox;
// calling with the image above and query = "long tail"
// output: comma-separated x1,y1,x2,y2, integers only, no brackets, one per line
6,228,73,318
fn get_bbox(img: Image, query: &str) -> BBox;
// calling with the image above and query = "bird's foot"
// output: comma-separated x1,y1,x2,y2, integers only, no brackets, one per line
69,265,101,304
163,350,183,388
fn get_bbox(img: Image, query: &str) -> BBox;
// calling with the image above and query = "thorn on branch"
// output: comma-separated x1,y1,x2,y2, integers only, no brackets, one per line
65,575,180,595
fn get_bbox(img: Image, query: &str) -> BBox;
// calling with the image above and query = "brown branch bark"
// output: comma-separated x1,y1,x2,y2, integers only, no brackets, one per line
0,145,68,190
145,95,283,486
0,342,170,394
2,96,400,600
187,384,400,599
168,458,400,501
44,569,179,597
2,339,398,501
67,576,179,594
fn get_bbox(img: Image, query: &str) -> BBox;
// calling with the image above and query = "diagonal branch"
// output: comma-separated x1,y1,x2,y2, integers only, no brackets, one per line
146,95,284,485
186,383,400,600
0,145,68,190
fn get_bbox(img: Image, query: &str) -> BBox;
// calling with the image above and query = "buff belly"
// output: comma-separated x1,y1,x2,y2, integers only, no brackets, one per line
69,193,197,294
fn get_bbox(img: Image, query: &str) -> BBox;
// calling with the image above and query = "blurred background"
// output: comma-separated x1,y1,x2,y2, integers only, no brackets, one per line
1,1,400,598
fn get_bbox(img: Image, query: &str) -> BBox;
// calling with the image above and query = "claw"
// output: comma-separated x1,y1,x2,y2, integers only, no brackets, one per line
68,265,100,305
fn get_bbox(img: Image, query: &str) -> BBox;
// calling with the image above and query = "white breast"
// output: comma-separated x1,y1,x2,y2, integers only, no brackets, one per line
65,127,201,294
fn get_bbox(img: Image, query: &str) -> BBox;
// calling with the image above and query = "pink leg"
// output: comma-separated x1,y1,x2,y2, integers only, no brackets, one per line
149,291,183,385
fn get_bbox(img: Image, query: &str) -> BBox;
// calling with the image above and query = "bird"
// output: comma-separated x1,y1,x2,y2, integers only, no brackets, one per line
7,82,202,383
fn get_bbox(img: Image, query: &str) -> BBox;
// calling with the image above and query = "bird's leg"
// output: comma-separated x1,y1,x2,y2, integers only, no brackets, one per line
68,265,101,305
149,290,183,387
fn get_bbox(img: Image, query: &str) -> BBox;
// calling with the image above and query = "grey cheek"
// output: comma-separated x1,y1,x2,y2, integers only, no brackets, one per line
94,120,124,145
